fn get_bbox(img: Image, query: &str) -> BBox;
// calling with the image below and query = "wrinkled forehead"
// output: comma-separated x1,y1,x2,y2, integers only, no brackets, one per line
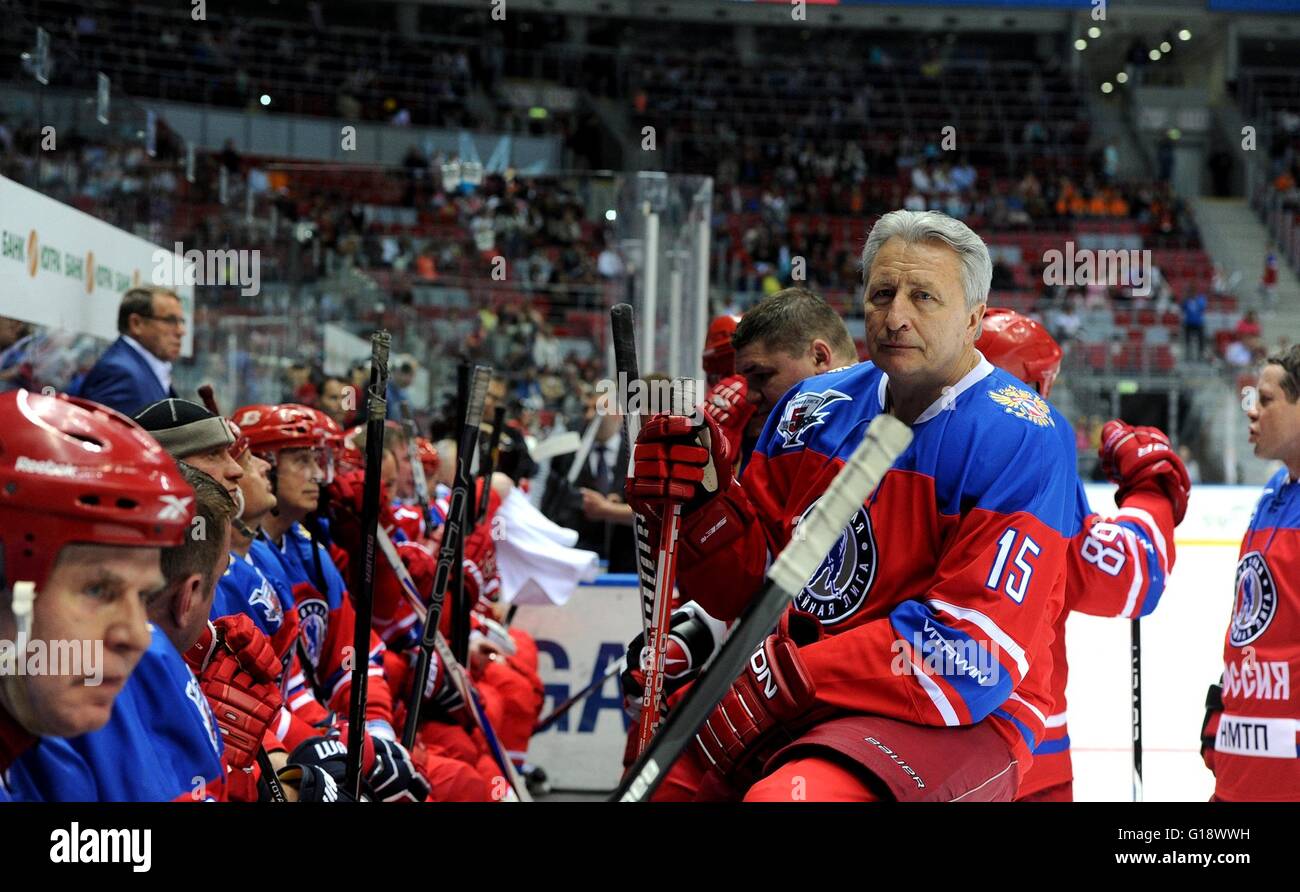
865,237,960,287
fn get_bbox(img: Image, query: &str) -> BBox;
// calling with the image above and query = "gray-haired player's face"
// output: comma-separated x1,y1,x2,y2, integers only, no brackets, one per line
864,237,982,395
0,544,160,738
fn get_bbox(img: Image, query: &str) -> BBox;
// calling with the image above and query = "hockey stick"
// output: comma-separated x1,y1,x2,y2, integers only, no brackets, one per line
612,414,913,802
610,304,666,743
375,527,530,801
400,400,433,531
476,405,507,525
533,656,626,735
402,364,491,750
450,365,476,666
1132,618,1143,802
343,329,391,799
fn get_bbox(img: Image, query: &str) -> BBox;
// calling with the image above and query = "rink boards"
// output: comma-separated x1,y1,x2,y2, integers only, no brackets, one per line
516,483,1266,797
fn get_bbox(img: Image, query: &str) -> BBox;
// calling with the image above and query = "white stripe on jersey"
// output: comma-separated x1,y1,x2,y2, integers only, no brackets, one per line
911,658,961,725
1010,692,1048,727
1045,710,1068,729
1118,526,1146,618
927,599,1029,679
1116,506,1169,574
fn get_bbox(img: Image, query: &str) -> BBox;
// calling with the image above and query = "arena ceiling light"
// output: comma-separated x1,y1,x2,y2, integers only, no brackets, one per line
605,209,617,222
1075,38,1088,51
1088,26,1101,39
1160,41,1172,53
1149,48,1162,61
1101,82,1114,94
1179,29,1192,40
1116,72,1129,84
259,94,272,107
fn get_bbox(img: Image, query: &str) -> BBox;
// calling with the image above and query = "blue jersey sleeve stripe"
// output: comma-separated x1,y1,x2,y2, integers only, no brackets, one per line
891,600,1016,722
1117,520,1166,616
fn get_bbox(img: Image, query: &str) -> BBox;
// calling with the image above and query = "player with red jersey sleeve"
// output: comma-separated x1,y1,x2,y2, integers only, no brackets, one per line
1202,345,1300,801
974,309,1190,801
628,211,1079,801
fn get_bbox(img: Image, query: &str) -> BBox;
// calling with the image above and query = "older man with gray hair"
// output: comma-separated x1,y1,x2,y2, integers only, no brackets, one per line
626,210,1080,802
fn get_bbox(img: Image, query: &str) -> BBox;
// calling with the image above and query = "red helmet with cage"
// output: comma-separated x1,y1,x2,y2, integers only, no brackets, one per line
702,314,742,381
976,307,1063,398
231,403,336,482
415,437,441,480
0,389,195,592
307,408,344,448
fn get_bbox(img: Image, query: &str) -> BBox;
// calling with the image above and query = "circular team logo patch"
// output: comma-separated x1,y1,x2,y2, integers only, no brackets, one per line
793,503,877,624
1230,551,1277,647
297,598,330,668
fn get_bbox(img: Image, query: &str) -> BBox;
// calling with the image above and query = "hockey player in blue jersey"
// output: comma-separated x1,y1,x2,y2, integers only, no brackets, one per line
3,465,274,801
0,391,196,801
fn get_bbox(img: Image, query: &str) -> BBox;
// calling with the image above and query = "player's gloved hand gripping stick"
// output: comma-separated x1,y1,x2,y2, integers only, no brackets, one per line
613,413,913,802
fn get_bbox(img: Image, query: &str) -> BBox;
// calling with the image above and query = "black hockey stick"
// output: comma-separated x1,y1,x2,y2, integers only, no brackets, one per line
450,364,475,666
401,364,491,750
476,405,507,526
343,329,391,799
533,656,626,735
612,414,912,802
1132,618,1143,802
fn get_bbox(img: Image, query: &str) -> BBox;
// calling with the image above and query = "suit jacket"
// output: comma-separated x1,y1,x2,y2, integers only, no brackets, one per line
72,337,176,417
543,438,635,573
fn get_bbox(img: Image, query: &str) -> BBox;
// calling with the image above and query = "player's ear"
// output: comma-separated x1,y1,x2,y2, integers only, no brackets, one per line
969,302,987,343
811,338,833,369
174,574,203,630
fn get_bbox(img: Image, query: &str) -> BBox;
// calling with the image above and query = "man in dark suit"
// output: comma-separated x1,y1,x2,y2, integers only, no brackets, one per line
74,287,184,416
542,410,635,573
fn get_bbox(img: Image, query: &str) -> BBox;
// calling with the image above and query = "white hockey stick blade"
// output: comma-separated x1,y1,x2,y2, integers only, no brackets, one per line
531,430,583,462
767,414,912,596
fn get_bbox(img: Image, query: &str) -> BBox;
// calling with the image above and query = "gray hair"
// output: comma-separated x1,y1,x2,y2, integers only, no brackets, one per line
859,210,992,312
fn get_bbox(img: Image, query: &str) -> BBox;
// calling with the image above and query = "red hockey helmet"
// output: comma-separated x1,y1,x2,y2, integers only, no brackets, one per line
231,403,335,482
338,424,365,475
977,307,1063,398
0,389,195,592
702,314,742,380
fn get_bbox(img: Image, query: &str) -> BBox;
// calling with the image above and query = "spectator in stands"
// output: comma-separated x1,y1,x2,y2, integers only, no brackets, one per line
1178,444,1203,485
316,374,354,427
73,287,184,416
386,356,417,419
1182,290,1208,362
1259,252,1279,308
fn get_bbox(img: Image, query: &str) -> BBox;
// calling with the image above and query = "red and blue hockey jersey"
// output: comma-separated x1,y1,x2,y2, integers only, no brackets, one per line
676,356,1080,766
1207,468,1300,802
261,523,395,735
1,625,226,801
1018,487,1176,797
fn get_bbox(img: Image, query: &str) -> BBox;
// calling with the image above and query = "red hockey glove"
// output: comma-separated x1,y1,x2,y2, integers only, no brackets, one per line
185,615,282,684
702,374,755,466
1099,420,1191,525
626,411,731,522
622,602,720,724
694,611,822,787
200,655,283,771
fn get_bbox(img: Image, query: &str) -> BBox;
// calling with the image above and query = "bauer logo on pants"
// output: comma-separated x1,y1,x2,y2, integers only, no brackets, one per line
1230,551,1277,647
793,503,877,624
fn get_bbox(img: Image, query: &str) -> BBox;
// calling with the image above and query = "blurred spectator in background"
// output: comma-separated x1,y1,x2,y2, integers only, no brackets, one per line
386,356,417,419
1182,291,1207,362
0,316,34,392
316,373,354,426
